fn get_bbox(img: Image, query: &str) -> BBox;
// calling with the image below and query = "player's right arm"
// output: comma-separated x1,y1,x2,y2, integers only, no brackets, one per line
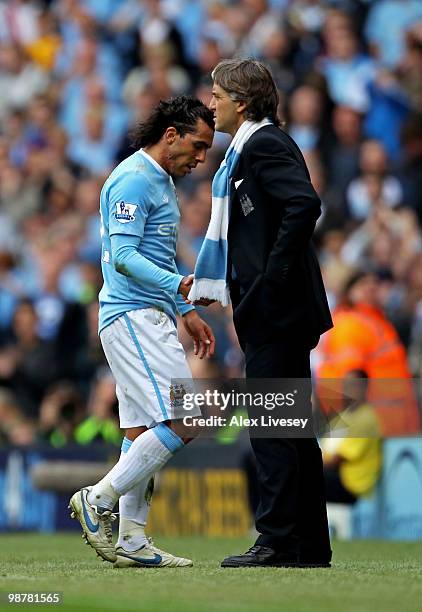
107,172,185,295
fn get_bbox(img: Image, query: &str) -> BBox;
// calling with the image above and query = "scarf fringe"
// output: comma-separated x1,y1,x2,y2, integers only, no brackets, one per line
188,279,230,307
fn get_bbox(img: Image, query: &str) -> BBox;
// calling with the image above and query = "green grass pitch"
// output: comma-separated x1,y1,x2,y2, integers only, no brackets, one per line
0,534,421,612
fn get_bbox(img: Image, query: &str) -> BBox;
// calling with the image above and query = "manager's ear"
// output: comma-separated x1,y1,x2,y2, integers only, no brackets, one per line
236,100,247,117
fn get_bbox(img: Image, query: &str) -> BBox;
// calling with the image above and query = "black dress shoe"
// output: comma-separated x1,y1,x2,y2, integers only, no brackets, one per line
221,546,298,568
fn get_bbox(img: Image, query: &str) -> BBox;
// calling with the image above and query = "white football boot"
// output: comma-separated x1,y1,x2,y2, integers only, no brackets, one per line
69,486,117,563
114,537,193,568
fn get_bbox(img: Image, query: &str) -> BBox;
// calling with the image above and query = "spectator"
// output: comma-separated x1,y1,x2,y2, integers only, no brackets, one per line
346,139,403,221
398,114,422,225
327,105,362,195
407,255,422,379
304,151,344,233
317,270,420,436
177,180,213,275
67,106,115,174
322,370,382,504
0,0,420,447
364,70,410,161
288,84,325,154
25,9,62,71
364,0,422,69
38,381,84,447
397,23,422,113
319,10,375,111
260,25,297,94
74,367,121,447
238,0,282,59
0,388,35,446
0,299,58,418
123,41,191,106
0,42,49,120
0,0,41,46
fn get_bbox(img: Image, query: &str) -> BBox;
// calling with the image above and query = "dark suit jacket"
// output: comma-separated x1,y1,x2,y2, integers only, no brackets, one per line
227,125,333,347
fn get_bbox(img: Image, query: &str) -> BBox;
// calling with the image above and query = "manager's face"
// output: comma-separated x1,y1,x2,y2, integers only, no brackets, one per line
210,83,243,136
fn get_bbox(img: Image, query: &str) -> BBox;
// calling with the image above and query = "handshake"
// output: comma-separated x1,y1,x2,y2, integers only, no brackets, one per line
178,274,215,307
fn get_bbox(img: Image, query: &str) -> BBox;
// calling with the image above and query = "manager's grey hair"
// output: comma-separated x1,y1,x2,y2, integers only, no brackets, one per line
212,59,280,126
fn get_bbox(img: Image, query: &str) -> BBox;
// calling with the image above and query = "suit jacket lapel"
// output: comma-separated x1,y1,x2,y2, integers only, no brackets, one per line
228,155,244,225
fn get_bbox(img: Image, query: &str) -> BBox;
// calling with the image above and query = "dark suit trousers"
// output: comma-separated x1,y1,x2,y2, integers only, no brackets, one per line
243,339,331,561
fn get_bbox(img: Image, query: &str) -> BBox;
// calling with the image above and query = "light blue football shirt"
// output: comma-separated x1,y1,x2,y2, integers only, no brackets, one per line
98,149,193,333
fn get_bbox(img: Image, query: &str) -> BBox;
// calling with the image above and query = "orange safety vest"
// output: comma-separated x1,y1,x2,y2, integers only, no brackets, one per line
317,303,420,436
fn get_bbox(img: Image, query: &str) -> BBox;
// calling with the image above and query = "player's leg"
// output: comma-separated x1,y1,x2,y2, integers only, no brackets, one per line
116,428,194,554
86,427,153,553
68,319,151,563
95,432,166,561
113,433,193,568
106,427,176,555
89,423,186,508
115,428,153,552
117,470,154,551
73,421,191,565
70,309,196,566
111,309,197,567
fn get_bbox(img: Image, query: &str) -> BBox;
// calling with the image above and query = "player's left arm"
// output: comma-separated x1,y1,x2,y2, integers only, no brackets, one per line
108,173,185,295
182,310,215,359
172,264,215,358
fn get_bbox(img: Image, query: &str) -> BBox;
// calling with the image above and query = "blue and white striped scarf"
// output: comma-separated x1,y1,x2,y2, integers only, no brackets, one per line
188,119,271,306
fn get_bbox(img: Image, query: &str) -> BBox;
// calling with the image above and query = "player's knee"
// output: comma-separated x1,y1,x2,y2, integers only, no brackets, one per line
166,419,199,442
125,425,148,441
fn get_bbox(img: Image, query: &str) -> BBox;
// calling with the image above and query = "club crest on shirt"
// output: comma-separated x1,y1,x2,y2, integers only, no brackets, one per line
115,201,137,223
169,383,187,410
239,194,254,216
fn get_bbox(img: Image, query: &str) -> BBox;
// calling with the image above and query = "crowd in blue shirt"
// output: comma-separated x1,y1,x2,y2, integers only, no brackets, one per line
0,0,421,447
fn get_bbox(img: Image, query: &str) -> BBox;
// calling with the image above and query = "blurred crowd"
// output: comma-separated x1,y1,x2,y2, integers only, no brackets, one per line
0,0,422,447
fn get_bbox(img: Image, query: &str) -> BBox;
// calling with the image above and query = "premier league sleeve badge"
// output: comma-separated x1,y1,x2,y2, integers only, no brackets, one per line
115,201,138,223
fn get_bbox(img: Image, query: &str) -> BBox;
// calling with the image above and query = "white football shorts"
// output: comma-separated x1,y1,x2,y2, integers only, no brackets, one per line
100,308,199,428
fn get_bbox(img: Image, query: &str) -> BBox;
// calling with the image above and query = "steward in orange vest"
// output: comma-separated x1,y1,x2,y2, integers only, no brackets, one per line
317,271,420,436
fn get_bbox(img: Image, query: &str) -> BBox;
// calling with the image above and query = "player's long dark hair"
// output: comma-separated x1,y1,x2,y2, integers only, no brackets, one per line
131,96,214,148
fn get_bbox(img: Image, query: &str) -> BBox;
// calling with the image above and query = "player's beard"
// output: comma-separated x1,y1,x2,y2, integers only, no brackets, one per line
166,152,177,178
